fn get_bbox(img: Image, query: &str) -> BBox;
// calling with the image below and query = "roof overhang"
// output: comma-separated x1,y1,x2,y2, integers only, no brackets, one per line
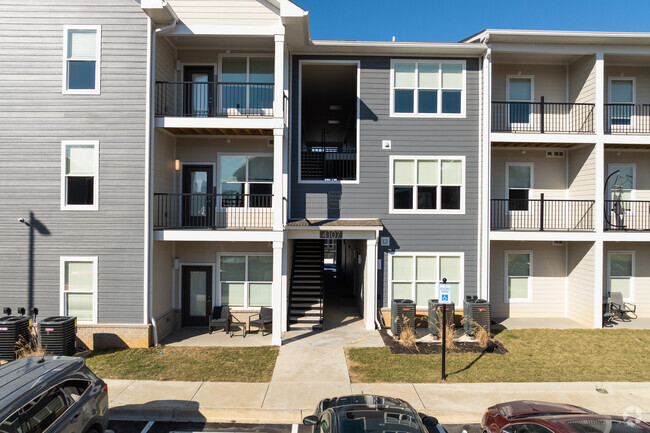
140,0,178,26
463,29,650,47
293,40,487,57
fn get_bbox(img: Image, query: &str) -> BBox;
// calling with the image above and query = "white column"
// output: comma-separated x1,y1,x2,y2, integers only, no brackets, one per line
281,232,289,333
593,240,604,328
593,51,605,329
480,48,492,301
365,238,378,330
273,34,285,119
272,240,284,345
273,131,283,231
594,51,605,137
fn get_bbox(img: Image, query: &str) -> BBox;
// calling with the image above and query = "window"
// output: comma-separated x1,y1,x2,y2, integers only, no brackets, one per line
505,251,531,302
221,56,274,112
19,387,70,433
61,141,98,210
609,78,635,126
608,252,634,301
63,26,101,94
219,155,273,208
391,60,465,116
219,254,272,307
60,257,97,323
503,424,554,433
390,157,464,213
506,163,532,212
507,76,533,124
390,253,463,307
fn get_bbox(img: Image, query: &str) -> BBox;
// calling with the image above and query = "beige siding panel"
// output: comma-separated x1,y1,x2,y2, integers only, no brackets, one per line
604,66,650,103
604,242,650,318
176,137,271,168
567,241,595,327
156,36,176,82
167,0,280,26
175,241,272,263
605,151,650,199
568,145,596,201
490,241,566,318
153,241,174,317
492,149,566,200
492,64,567,102
154,130,175,194
569,55,596,104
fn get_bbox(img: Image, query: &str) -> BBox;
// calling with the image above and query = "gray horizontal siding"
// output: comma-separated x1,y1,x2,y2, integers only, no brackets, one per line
289,55,481,306
0,0,147,324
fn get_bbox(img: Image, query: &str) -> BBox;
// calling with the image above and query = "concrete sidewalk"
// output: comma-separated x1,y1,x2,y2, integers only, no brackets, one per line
107,379,650,425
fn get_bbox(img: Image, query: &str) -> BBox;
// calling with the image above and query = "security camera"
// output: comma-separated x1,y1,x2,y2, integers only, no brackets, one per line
18,218,25,223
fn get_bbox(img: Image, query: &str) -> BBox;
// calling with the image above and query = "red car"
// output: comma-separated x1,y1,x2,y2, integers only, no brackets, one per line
482,401,650,433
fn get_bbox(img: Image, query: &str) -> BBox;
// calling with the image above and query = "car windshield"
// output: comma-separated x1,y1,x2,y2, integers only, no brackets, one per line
567,419,648,433
338,406,423,433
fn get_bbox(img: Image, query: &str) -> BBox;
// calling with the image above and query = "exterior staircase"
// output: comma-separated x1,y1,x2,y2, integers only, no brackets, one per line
289,240,324,330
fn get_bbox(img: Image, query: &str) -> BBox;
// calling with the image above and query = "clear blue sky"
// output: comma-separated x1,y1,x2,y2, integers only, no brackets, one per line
293,0,650,43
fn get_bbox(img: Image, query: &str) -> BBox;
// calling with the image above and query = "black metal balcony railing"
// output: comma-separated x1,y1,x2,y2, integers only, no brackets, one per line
154,192,273,229
491,195,595,231
604,104,650,134
492,98,595,134
301,150,357,181
605,200,650,231
155,81,274,117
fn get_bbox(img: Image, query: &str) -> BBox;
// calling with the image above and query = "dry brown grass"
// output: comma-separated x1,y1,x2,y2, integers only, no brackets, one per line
399,327,416,348
475,324,491,349
444,325,457,350
15,333,47,359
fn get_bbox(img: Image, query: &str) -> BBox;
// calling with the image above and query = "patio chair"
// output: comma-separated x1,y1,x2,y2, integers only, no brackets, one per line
248,307,272,336
603,297,616,327
610,291,637,321
209,306,231,334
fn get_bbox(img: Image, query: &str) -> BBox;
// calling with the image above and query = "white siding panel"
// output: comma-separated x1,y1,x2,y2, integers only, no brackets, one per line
567,241,595,326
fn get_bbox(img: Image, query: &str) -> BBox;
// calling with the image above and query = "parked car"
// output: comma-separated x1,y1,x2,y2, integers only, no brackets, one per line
482,400,650,433
303,394,447,433
0,356,109,433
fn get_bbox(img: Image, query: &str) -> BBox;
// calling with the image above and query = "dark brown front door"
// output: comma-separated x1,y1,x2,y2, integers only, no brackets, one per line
182,165,214,227
183,66,215,116
181,266,212,327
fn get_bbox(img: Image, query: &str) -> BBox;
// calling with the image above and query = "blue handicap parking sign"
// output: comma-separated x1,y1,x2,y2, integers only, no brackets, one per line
439,284,453,304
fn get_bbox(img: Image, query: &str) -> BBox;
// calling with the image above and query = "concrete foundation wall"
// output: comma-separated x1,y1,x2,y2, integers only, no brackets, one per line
76,324,150,350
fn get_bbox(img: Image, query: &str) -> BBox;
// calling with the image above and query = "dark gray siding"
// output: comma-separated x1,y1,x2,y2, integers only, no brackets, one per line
289,56,481,305
0,0,147,323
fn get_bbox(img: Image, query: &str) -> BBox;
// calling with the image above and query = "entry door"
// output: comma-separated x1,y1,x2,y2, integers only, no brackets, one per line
507,77,533,127
184,66,214,117
181,266,212,327
182,165,214,227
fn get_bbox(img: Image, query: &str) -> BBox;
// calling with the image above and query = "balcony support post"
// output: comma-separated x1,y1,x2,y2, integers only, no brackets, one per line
272,240,284,345
539,193,545,231
540,96,545,134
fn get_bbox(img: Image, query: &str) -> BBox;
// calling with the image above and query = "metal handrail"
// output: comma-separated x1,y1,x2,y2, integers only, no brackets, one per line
492,98,595,133
604,199,650,231
491,195,595,231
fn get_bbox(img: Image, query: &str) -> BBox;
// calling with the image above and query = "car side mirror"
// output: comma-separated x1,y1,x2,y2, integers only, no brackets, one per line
419,414,439,426
303,415,319,426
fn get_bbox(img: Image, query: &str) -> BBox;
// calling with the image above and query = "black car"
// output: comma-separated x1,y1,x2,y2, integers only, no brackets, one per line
0,356,109,433
303,395,446,433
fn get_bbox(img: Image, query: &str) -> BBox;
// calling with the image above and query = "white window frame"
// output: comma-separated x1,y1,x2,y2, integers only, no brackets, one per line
60,256,98,324
61,140,99,211
390,59,466,118
62,25,101,95
506,75,534,126
387,251,464,307
389,155,465,215
607,251,635,303
217,54,274,115
216,252,273,309
217,153,273,208
505,162,533,214
608,77,636,131
504,250,533,303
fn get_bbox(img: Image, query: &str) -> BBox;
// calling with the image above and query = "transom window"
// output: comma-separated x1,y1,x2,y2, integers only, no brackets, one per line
219,254,272,307
506,163,532,212
62,141,98,210
219,155,273,208
391,157,464,213
608,252,634,301
506,251,531,302
63,26,101,94
391,60,464,116
390,253,463,306
221,57,274,112
61,257,97,323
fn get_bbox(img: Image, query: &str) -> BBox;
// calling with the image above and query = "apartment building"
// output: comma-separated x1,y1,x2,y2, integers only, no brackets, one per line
1,0,648,349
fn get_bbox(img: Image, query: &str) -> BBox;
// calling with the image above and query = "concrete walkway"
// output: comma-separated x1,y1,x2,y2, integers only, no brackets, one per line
107,379,650,425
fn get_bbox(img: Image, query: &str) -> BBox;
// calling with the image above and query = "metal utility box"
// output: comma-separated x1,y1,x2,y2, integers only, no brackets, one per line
0,316,31,361
463,296,490,335
39,316,76,356
427,300,455,335
391,299,416,336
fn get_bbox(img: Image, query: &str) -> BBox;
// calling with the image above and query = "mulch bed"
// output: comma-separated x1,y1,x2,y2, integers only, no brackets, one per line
379,329,508,355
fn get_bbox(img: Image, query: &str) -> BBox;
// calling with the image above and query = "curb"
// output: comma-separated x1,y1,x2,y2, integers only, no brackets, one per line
110,406,305,424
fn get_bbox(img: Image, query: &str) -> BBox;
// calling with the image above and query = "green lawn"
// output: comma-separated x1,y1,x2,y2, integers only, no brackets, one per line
347,329,650,383
86,346,279,382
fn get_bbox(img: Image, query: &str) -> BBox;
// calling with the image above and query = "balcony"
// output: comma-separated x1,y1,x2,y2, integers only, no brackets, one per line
154,192,273,230
155,81,274,117
300,149,357,181
491,195,595,231
492,99,595,134
605,200,650,231
604,104,650,134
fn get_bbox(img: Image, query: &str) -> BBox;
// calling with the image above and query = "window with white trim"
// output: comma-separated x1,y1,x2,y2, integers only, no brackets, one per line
505,251,531,302
61,257,97,323
608,252,634,301
221,56,274,112
62,141,98,210
63,26,101,94
390,253,462,306
609,78,635,126
391,157,463,213
506,163,532,212
391,60,465,116
219,254,272,307
219,155,273,208
507,76,533,124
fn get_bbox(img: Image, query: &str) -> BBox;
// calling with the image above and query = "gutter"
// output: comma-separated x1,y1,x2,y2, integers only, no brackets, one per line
156,1,179,34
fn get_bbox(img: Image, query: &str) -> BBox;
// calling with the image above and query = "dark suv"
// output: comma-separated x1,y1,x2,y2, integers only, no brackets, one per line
0,356,109,433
